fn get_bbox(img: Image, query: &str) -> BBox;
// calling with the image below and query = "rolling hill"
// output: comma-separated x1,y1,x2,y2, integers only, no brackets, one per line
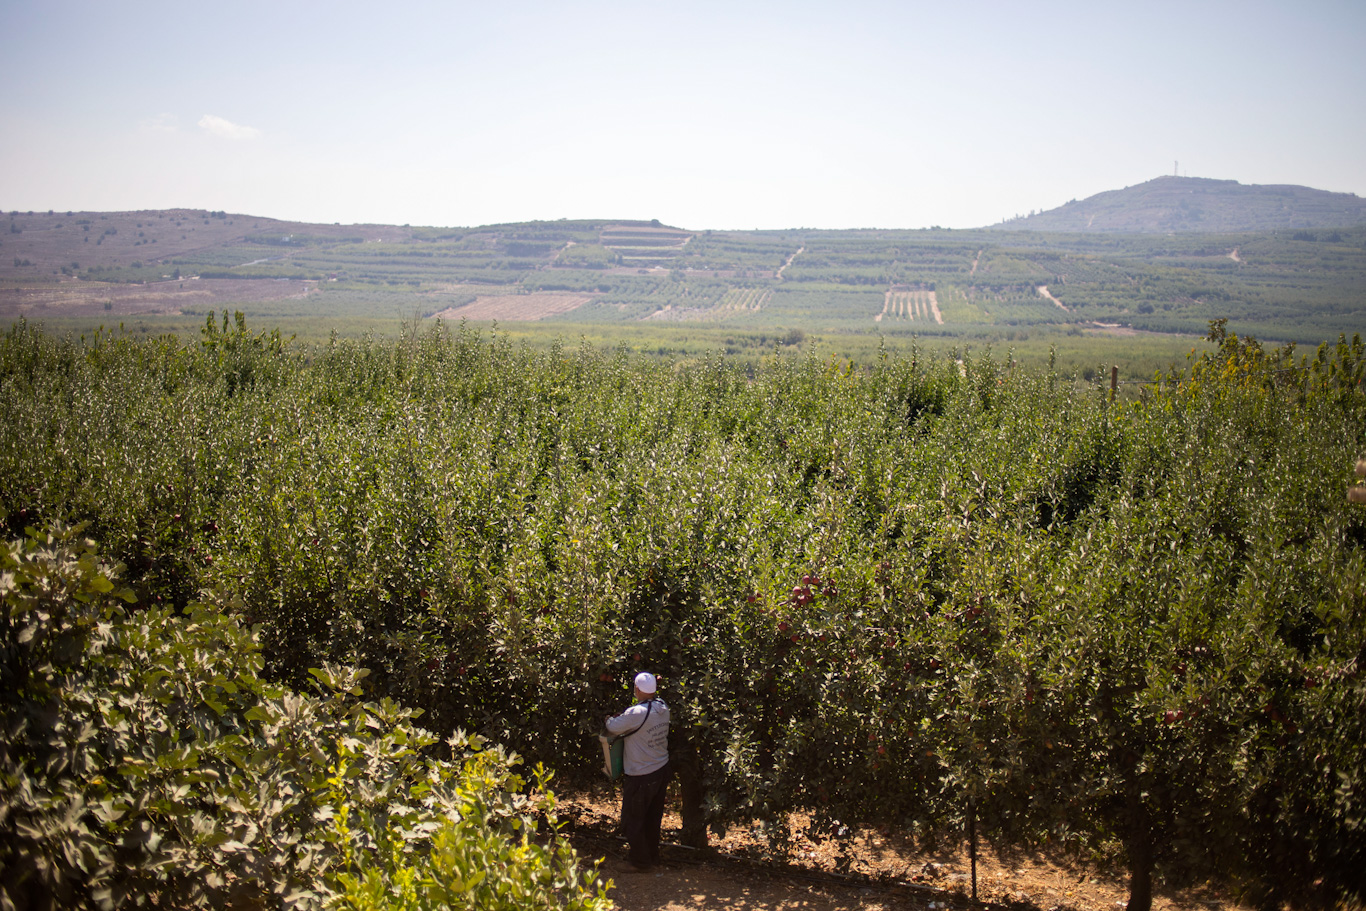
2,183,1364,347
989,175,1366,234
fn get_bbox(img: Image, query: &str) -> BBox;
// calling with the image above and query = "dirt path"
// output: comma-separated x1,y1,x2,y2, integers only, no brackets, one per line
776,246,804,280
599,854,910,911
927,290,943,325
552,240,578,265
1036,285,1070,312
1227,248,1242,263
562,792,1240,911
969,250,981,275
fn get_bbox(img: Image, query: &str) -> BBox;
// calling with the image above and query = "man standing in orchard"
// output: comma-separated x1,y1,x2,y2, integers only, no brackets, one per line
605,671,672,872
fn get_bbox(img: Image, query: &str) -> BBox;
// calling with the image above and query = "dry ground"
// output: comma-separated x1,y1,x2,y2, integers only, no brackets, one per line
0,277,317,320
432,292,596,322
561,790,1242,911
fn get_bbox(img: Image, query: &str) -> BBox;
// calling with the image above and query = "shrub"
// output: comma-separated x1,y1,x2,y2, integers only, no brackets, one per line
0,524,610,910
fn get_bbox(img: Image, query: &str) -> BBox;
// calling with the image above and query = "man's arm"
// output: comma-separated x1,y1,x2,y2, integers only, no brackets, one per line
604,703,641,736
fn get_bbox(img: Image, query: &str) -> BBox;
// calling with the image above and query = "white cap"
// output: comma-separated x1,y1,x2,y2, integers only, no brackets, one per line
634,671,657,694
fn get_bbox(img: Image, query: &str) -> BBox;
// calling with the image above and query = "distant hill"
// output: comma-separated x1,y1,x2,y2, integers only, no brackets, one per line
4,202,1365,347
988,176,1366,233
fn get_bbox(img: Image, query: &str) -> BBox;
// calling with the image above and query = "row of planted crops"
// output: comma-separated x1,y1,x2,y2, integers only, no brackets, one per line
1,313,1363,910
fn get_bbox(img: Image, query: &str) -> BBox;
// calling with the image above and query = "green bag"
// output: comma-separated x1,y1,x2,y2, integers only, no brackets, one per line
599,734,625,781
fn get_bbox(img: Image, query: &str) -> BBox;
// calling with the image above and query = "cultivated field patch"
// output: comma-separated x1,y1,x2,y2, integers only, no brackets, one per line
432,292,596,322
877,289,942,324
640,288,771,323
934,287,991,324
717,287,771,315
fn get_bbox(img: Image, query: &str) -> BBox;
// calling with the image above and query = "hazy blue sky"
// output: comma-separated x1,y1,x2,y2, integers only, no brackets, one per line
2,0,1362,229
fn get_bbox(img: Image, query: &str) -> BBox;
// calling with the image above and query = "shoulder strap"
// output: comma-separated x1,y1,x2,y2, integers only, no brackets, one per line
623,699,653,739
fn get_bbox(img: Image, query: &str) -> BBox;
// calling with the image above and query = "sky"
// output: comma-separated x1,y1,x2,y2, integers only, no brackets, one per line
2,0,1363,230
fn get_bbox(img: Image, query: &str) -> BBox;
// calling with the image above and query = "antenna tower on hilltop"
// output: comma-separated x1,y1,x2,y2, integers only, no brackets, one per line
1174,160,1179,177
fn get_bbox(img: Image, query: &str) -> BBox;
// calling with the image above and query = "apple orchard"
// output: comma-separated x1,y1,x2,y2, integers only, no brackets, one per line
1,316,1363,910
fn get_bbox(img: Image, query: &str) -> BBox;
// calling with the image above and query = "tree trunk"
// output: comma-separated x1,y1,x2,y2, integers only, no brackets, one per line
677,755,707,848
671,728,708,848
1124,792,1154,911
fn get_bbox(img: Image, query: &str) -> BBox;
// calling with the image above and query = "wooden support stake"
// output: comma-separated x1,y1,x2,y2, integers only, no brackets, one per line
968,799,978,902
1111,365,1119,402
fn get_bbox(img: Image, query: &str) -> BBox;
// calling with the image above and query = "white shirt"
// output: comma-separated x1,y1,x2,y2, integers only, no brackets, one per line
606,697,670,776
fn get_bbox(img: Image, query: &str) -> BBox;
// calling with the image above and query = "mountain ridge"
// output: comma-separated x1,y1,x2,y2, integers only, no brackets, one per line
987,175,1366,234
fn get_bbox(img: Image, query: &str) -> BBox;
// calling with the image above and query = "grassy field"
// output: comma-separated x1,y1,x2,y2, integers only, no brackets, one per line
20,308,1202,392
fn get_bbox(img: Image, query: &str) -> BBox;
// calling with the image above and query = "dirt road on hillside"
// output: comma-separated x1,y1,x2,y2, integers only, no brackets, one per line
1036,285,1070,312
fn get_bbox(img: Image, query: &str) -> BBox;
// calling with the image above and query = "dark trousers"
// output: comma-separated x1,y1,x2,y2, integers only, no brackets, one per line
620,761,672,866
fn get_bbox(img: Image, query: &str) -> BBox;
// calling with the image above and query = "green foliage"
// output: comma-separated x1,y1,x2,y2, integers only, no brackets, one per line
554,243,619,269
0,524,609,910
328,752,609,911
1,317,1363,910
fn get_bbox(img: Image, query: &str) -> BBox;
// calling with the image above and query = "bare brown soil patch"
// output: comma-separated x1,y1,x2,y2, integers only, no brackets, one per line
0,278,317,320
562,790,1242,911
432,292,596,322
